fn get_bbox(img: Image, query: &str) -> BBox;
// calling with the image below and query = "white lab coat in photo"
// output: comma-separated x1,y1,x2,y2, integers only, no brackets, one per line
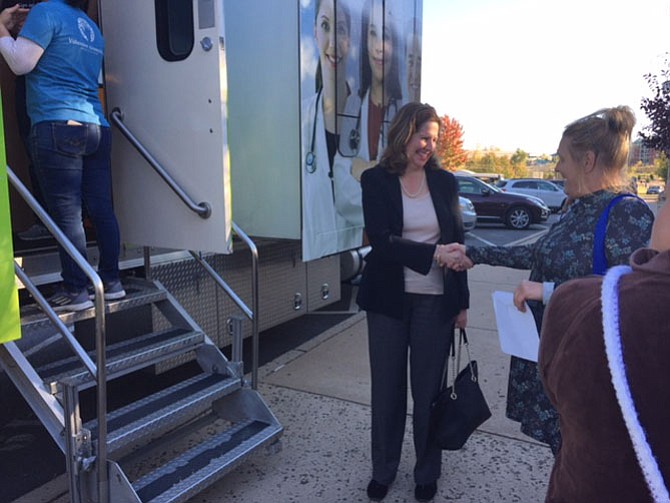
334,89,402,250
301,92,339,261
302,91,366,260
340,89,398,163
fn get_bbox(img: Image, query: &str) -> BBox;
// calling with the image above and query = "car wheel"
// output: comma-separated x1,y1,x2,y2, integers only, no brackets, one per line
505,206,531,229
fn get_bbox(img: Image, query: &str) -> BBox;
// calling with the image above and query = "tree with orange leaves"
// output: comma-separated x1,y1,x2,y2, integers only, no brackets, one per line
436,115,467,171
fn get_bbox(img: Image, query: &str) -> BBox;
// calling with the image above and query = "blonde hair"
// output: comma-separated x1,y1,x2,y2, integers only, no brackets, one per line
562,106,635,191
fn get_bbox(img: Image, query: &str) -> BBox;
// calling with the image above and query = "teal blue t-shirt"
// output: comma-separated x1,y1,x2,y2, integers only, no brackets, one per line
19,0,108,126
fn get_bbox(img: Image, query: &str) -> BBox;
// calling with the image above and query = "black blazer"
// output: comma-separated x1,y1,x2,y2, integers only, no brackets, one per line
356,163,470,321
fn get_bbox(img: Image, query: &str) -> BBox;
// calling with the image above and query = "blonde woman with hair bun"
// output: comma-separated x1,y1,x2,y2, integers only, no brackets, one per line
445,105,654,455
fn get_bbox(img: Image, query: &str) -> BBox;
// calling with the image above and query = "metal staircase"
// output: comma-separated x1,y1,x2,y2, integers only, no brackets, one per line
1,167,283,502
1,277,282,503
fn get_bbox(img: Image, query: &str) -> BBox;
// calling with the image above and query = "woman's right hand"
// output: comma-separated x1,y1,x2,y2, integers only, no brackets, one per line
435,243,473,270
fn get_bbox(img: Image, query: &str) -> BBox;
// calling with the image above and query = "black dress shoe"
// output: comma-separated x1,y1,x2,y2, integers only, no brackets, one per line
415,482,437,502
367,479,389,501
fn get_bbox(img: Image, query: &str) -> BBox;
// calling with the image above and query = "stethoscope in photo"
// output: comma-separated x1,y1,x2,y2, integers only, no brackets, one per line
305,88,322,174
337,97,399,159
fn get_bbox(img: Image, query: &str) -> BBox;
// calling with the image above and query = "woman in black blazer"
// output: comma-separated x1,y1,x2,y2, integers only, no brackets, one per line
357,103,469,502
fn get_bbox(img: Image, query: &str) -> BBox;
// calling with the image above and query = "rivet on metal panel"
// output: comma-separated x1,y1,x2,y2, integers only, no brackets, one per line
293,292,303,311
321,283,330,300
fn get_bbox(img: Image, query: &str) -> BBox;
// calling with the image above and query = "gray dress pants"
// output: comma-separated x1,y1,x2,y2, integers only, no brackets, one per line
367,293,452,485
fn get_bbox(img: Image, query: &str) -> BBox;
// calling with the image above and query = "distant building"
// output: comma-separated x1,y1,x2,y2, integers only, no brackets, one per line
630,139,659,166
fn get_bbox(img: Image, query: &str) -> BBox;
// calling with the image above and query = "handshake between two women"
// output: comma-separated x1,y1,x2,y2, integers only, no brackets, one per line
434,243,472,271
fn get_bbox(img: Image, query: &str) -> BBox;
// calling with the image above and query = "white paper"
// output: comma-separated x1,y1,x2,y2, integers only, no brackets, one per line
491,291,540,362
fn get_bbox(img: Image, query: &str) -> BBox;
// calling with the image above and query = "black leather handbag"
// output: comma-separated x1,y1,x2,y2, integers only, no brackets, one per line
430,328,492,450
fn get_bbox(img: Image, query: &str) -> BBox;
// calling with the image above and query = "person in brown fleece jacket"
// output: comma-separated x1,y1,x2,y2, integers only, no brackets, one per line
539,202,670,502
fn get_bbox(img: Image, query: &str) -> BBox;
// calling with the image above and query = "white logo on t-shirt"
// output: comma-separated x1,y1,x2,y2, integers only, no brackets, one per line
77,17,95,43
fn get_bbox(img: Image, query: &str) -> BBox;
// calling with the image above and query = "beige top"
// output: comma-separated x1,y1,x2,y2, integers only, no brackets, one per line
401,190,443,294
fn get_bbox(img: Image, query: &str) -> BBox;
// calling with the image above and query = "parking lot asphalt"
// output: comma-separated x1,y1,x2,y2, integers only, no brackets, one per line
465,214,557,247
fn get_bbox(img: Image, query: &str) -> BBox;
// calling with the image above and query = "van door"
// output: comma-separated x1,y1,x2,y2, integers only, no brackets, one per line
100,0,232,253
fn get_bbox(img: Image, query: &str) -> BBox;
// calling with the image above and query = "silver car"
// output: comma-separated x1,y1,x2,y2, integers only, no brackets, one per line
496,178,567,212
459,196,477,232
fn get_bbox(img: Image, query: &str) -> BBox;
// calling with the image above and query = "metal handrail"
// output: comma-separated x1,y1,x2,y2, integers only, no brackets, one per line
109,108,212,219
7,166,109,503
188,221,260,388
14,264,97,376
108,113,260,388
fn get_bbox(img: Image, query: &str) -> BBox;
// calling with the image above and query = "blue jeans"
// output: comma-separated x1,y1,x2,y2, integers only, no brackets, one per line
30,122,121,292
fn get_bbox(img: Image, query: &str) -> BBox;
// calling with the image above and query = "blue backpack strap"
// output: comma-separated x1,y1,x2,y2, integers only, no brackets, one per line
592,194,643,275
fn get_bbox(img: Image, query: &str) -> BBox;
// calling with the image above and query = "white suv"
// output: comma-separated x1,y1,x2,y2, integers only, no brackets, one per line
496,179,566,212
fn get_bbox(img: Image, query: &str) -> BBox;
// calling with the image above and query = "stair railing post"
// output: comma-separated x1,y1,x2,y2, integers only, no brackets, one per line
144,246,152,280
232,223,260,390
227,315,244,377
7,166,109,502
63,382,94,503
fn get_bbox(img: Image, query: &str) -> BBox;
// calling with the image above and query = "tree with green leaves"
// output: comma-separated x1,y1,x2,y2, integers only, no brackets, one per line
655,152,669,181
436,115,467,171
640,53,670,156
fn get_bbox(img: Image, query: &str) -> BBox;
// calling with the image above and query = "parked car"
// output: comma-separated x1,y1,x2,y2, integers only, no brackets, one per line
549,179,565,190
496,178,567,212
646,185,662,195
455,175,550,230
459,196,477,232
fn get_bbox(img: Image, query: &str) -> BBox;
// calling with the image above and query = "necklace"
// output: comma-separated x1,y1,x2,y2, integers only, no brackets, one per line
400,171,426,198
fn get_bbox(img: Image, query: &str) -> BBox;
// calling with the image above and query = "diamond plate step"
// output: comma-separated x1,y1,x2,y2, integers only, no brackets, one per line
133,418,283,503
38,327,205,391
20,278,168,335
84,373,242,454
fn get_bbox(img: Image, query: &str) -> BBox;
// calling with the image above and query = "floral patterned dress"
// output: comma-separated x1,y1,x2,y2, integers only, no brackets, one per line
467,190,654,453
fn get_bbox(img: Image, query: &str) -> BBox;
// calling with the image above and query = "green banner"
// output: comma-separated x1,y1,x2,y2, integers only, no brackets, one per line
0,92,21,344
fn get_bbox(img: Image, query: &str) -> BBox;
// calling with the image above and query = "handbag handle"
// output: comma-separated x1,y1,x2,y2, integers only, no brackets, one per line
440,328,477,399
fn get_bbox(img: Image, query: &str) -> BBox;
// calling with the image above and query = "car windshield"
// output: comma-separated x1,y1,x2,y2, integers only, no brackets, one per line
484,181,503,193
458,176,506,195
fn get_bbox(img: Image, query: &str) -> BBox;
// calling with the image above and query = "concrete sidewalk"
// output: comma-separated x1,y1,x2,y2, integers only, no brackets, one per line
15,264,553,503
199,264,554,502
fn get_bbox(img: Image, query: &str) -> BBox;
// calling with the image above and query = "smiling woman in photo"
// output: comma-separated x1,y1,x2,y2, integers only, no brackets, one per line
301,0,352,260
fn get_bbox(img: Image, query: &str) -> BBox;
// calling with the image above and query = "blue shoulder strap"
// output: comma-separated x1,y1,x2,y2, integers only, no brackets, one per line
592,194,643,275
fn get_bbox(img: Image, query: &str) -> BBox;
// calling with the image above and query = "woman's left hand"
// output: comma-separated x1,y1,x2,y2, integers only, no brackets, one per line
513,280,542,312
454,309,467,329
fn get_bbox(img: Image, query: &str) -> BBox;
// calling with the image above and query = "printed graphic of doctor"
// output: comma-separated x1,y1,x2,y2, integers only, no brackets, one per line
343,0,403,179
405,18,421,102
301,0,354,260
329,0,405,250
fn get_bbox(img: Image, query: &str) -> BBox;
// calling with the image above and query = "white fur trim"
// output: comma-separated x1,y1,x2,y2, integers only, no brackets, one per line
602,265,670,503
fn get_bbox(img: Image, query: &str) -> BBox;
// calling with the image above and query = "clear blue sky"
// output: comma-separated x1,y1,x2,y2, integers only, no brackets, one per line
421,0,669,155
